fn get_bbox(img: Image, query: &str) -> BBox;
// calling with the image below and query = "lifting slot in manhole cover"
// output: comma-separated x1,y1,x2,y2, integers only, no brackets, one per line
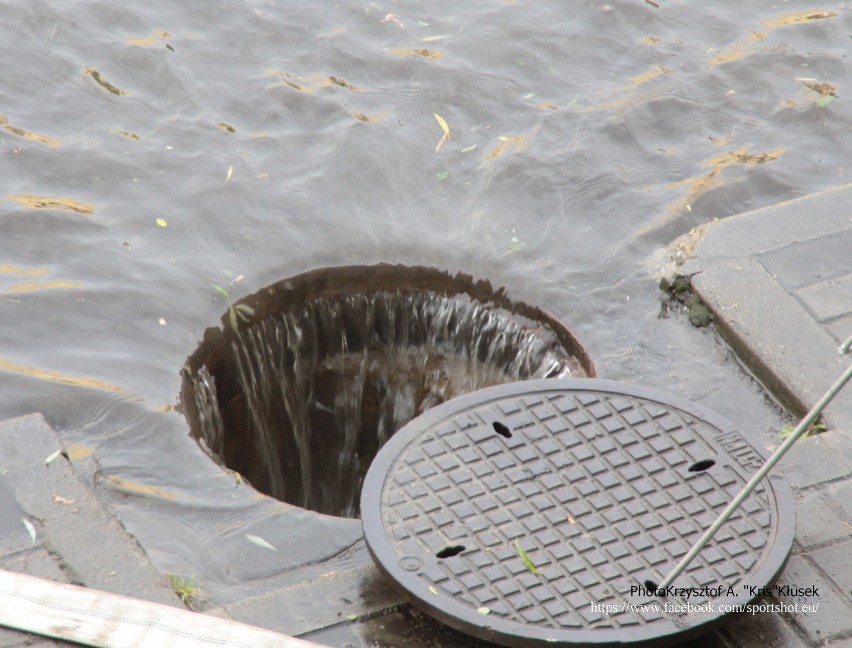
361,379,795,648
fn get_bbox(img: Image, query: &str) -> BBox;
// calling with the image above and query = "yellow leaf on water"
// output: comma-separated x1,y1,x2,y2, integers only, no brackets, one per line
105,475,176,500
434,113,449,135
126,30,171,46
156,218,168,227
226,166,233,180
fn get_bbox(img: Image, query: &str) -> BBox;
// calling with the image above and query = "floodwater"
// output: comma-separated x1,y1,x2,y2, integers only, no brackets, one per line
0,0,849,629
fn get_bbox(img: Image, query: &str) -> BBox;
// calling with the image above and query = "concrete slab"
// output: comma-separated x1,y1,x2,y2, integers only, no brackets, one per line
771,554,852,644
683,183,852,435
0,414,180,605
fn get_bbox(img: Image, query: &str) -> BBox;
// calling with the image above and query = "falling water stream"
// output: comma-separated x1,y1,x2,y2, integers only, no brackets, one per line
183,266,591,517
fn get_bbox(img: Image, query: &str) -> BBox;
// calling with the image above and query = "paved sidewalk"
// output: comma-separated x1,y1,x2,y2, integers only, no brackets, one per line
682,182,852,648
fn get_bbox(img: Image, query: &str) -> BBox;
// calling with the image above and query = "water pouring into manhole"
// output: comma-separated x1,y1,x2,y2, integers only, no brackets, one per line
180,265,594,518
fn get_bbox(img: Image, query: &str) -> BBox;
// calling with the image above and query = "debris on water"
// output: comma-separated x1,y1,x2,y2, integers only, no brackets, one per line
83,67,126,96
659,274,714,327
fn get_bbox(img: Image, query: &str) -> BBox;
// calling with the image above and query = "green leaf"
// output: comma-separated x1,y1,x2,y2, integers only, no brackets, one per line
211,283,230,299
345,614,358,621
429,585,439,596
514,539,541,574
234,304,255,317
44,449,62,465
156,218,168,227
228,306,239,332
460,144,477,153
22,518,36,545
245,533,277,551
436,170,449,181
816,95,834,108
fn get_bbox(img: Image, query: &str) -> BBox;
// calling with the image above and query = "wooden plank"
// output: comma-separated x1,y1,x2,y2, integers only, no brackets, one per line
0,569,329,648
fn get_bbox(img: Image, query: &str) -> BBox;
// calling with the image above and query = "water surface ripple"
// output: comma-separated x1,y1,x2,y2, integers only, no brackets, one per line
0,0,848,603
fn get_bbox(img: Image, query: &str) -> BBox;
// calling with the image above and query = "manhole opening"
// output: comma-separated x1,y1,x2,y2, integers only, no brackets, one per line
180,264,594,518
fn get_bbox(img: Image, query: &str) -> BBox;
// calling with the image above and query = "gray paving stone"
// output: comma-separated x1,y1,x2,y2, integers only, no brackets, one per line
0,414,181,607
722,608,810,648
759,229,852,291
224,563,402,636
828,315,852,345
683,183,852,261
0,549,68,584
793,490,852,549
772,555,852,643
689,259,852,422
0,480,30,557
823,480,852,524
807,541,852,602
796,273,852,324
778,433,852,490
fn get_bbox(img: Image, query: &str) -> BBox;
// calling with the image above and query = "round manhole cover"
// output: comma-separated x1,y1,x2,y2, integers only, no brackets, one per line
361,379,795,647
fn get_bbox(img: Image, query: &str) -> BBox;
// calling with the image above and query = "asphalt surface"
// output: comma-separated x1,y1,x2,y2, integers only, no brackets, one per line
1,184,851,647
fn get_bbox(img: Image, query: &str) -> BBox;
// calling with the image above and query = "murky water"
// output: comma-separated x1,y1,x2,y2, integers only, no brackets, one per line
1,0,849,612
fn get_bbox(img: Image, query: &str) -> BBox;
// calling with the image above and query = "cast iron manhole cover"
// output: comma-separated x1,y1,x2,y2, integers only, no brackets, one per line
361,379,795,647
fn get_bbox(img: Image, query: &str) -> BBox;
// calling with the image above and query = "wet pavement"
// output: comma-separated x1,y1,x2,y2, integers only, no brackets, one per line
2,185,851,647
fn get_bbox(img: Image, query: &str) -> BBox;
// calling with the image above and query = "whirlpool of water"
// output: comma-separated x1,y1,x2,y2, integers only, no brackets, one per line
183,265,592,517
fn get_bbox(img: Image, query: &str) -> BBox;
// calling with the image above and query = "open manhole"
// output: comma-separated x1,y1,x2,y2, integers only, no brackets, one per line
180,265,594,518
361,378,795,647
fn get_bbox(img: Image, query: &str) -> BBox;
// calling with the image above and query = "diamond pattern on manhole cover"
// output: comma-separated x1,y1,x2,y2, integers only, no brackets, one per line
361,379,795,647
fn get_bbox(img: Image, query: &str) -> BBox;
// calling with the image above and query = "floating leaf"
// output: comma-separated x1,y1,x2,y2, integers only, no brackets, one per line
434,113,449,135
44,449,62,465
419,34,450,42
22,518,36,545
226,165,233,180
156,218,168,227
514,539,541,574
477,607,491,615
816,95,834,108
53,495,76,505
436,170,449,181
245,533,277,551
387,48,442,58
211,283,230,299
460,144,477,153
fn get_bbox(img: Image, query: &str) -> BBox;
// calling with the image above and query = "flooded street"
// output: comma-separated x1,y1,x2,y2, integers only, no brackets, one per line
1,0,849,617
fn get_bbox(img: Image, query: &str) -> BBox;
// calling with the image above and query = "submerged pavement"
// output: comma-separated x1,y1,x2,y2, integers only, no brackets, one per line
1,184,852,647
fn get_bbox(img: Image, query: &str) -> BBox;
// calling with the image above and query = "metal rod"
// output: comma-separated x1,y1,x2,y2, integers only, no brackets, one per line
657,345,852,591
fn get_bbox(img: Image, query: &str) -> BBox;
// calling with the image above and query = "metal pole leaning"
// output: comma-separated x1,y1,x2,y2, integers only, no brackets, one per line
657,332,852,591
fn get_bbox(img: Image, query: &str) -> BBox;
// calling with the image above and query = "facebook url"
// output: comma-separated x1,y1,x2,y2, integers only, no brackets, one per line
590,601,819,616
